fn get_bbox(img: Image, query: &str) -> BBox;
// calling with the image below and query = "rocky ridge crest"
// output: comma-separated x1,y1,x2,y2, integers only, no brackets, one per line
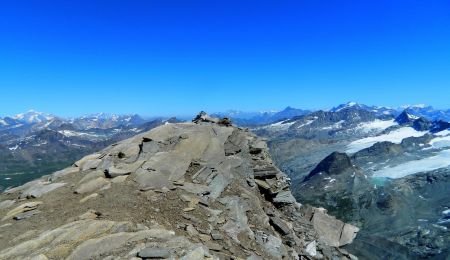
0,113,358,259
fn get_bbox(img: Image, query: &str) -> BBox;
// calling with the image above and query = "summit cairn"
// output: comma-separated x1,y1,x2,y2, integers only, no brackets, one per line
193,111,232,127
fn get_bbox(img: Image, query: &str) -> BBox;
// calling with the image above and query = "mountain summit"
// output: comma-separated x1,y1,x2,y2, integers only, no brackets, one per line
12,110,55,124
0,113,358,259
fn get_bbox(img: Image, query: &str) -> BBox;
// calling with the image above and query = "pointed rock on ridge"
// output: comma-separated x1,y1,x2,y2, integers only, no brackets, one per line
395,110,419,124
0,113,358,259
395,110,432,131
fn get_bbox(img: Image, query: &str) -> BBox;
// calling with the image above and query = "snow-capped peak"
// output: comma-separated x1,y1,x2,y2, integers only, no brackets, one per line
331,101,362,112
0,118,9,126
12,110,55,124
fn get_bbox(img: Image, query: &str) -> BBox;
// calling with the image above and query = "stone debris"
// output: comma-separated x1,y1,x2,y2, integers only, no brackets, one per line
0,114,358,259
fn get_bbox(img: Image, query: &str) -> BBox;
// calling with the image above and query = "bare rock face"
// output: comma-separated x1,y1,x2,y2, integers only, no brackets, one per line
0,117,358,259
310,208,359,247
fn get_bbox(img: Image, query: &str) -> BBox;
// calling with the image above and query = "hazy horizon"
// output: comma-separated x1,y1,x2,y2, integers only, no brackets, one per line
2,101,449,119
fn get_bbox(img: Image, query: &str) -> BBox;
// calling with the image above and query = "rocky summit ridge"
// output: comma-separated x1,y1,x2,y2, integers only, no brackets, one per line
0,113,358,260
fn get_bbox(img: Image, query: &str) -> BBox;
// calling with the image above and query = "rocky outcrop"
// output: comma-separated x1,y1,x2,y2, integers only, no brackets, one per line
395,110,417,125
431,120,450,133
304,152,354,181
395,110,432,131
412,117,432,131
0,113,358,259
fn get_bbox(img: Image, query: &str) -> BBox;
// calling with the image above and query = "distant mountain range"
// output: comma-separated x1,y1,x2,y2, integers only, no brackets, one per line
331,102,450,122
211,106,311,126
0,110,155,131
211,102,450,126
251,103,450,258
0,110,180,190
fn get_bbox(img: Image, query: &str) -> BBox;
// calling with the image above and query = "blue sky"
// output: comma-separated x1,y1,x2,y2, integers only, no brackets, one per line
1,1,449,117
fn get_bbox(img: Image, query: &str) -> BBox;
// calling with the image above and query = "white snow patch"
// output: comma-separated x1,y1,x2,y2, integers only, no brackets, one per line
373,149,450,179
429,135,450,149
346,127,428,153
260,120,295,131
297,117,317,129
0,118,8,126
322,120,345,130
8,145,19,151
355,119,398,134
58,130,100,138
435,129,450,137
270,120,295,128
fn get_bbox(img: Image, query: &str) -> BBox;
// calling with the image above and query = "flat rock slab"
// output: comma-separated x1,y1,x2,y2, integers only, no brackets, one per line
2,201,42,221
13,210,41,220
111,175,128,183
81,159,102,171
137,247,171,259
272,191,296,204
75,154,102,168
178,183,210,195
269,216,291,235
75,177,110,194
312,208,359,247
51,167,79,180
79,193,99,203
134,170,174,191
20,182,66,199
106,167,131,178
0,200,15,210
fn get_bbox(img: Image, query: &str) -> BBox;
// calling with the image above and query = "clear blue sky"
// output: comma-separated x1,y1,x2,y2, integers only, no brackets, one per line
1,1,449,117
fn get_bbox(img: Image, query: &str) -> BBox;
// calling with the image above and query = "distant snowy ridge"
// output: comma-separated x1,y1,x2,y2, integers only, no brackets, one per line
346,127,428,153
373,149,450,179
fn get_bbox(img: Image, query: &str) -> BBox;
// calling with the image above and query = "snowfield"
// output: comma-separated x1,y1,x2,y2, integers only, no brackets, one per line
0,119,8,126
8,145,19,151
261,120,295,131
372,149,450,179
430,135,450,149
296,117,317,129
346,127,428,153
58,130,101,138
435,129,450,137
355,119,398,134
322,120,345,130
